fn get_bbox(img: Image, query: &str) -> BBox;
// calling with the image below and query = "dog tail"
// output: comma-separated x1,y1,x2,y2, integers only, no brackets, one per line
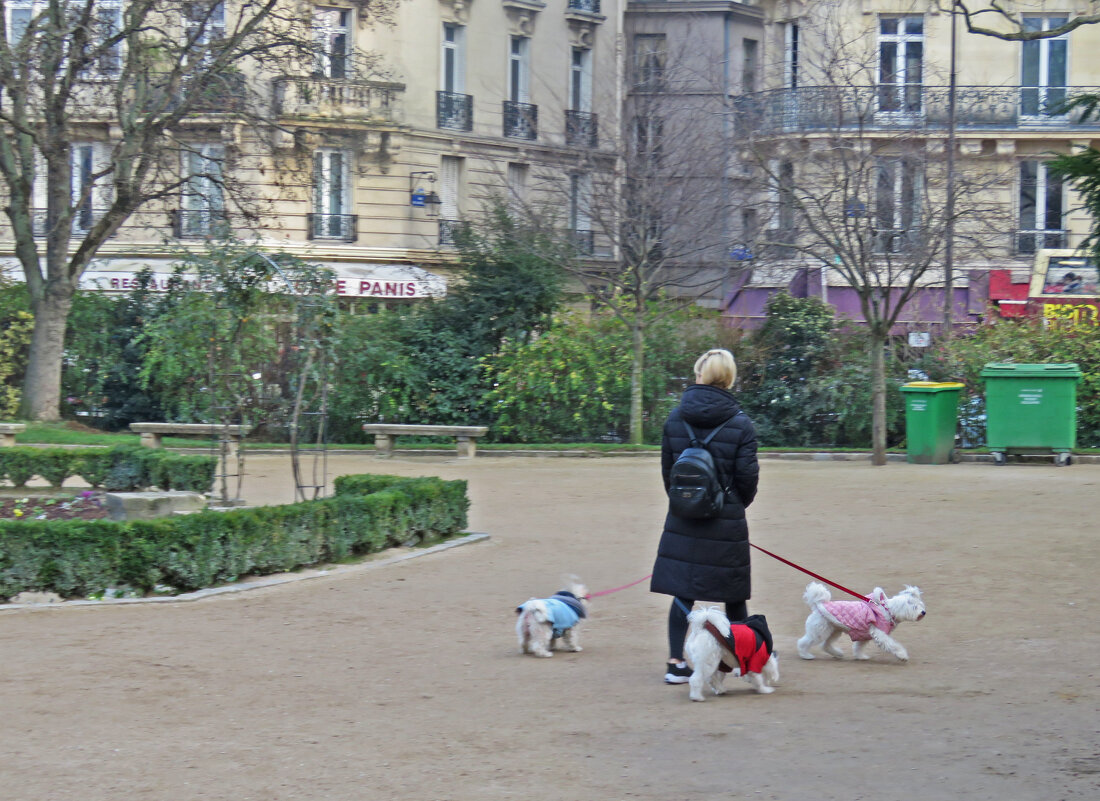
803,582,831,608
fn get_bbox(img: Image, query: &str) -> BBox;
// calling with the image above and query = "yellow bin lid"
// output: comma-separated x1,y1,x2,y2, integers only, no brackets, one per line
900,381,965,391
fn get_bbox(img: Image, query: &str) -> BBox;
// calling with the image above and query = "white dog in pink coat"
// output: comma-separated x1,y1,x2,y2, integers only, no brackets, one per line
797,582,925,661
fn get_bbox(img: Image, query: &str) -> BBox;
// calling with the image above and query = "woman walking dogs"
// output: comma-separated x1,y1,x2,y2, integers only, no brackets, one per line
650,349,760,684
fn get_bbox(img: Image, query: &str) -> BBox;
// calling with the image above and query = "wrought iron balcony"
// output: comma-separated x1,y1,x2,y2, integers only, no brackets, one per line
274,77,402,122
437,91,474,131
565,110,598,147
174,209,229,239
571,229,595,256
872,228,922,255
503,100,538,140
27,206,107,236
1016,229,1067,255
439,218,465,247
307,213,358,242
567,0,601,12
734,85,1100,136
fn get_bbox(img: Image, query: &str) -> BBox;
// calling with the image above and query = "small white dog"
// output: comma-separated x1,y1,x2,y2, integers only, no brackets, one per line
797,582,925,662
684,607,780,700
515,577,588,658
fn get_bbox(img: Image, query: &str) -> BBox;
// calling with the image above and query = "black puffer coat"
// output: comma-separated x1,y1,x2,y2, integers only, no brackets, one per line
650,383,759,602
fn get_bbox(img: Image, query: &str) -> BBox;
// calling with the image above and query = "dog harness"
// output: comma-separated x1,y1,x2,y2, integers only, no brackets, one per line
713,614,773,675
820,599,894,641
516,591,587,639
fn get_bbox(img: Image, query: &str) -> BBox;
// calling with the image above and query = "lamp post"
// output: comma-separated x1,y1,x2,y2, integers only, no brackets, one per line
943,3,958,334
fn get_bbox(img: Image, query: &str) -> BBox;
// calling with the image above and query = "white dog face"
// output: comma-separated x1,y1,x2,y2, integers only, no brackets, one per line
889,586,926,623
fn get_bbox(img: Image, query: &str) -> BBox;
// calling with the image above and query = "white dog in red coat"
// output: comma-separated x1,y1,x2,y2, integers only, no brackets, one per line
684,607,780,700
797,582,925,661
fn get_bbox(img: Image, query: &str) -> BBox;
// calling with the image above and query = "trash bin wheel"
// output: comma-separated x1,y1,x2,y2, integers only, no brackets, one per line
992,452,1007,466
1055,452,1072,467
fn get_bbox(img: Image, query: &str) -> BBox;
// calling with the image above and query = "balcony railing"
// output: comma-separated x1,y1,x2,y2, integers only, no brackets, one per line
565,110,598,147
174,208,228,239
307,213,358,242
872,228,922,255
567,0,601,12
571,229,595,256
274,77,402,122
1016,229,1067,255
26,207,108,237
734,85,1100,135
439,218,465,247
438,91,474,131
503,100,538,140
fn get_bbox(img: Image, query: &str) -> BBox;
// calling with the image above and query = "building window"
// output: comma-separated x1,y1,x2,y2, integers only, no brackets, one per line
185,2,226,53
784,22,799,90
1017,160,1065,253
91,0,123,75
633,34,666,91
634,115,663,167
438,155,463,245
5,1,35,45
509,36,530,103
569,173,593,255
311,149,355,241
70,143,110,234
441,23,465,93
742,39,758,94
1021,17,1068,117
570,47,592,112
506,162,528,213
179,144,225,238
313,7,350,79
878,16,923,113
874,159,922,253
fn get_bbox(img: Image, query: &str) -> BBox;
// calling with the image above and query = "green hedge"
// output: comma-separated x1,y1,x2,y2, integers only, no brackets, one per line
0,445,215,492
0,473,470,600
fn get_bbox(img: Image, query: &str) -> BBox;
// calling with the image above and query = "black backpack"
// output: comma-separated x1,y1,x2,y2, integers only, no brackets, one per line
667,416,737,519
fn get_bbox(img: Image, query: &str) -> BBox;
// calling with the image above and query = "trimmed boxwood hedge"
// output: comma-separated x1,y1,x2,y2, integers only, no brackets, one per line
0,473,469,600
0,445,215,492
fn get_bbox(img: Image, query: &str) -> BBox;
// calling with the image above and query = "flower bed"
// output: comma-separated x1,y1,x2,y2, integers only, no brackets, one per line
0,492,110,522
0,473,469,601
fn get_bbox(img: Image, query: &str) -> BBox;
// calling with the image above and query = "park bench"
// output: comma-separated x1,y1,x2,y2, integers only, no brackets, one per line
0,423,25,447
361,423,489,459
130,423,252,459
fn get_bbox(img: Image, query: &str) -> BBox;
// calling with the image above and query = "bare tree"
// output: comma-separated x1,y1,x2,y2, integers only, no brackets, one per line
518,26,750,444
944,1,1100,40
733,8,1005,464
0,0,396,420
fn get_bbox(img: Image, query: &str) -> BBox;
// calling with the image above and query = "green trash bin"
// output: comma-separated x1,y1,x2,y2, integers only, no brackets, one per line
979,363,1082,466
900,382,965,464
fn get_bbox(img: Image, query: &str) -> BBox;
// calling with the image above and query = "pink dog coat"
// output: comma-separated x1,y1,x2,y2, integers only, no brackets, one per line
820,599,894,641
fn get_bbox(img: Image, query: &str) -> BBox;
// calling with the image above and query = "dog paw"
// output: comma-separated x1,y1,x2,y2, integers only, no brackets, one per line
534,651,553,658
854,652,871,660
689,694,705,702
895,650,909,661
757,685,776,694
570,646,583,652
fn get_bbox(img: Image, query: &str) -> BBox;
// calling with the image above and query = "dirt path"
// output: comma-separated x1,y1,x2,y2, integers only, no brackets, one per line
1,454,1098,801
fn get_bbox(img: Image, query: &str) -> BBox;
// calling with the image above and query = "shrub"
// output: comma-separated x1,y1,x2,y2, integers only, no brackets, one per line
0,474,469,600
0,445,215,491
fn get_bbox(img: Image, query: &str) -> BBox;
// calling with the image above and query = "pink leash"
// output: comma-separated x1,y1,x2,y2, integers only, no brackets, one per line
586,545,869,603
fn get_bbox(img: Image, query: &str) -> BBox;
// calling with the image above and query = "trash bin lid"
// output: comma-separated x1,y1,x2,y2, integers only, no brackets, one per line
900,381,965,392
979,363,1082,380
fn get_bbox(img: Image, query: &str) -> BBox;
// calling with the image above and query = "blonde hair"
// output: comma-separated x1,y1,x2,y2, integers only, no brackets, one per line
694,349,737,389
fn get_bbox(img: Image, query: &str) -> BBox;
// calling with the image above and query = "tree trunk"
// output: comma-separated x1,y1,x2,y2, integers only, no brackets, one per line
629,319,645,445
17,285,74,421
870,330,887,466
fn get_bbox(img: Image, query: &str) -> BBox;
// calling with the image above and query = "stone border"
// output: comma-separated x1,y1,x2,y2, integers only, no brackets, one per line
0,532,490,612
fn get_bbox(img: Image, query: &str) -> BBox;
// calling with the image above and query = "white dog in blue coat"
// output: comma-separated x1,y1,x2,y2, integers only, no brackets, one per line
515,578,588,658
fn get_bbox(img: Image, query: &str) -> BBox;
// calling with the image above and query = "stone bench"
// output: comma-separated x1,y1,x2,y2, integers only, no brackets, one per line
362,424,489,459
130,423,252,459
0,423,26,447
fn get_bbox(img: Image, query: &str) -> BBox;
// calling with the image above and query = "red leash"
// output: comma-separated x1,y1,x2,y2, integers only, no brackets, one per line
585,572,651,598
586,545,869,603
749,543,869,602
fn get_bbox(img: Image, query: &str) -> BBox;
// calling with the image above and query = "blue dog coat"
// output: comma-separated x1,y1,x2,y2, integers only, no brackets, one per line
517,591,587,638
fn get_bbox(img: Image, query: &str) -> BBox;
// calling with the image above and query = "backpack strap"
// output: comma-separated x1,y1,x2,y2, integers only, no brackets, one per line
683,413,738,448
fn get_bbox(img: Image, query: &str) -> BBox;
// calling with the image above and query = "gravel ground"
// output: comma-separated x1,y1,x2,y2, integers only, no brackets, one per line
1,454,1097,801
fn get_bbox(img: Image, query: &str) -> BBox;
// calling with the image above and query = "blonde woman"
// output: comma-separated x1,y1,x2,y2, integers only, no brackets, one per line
650,348,760,684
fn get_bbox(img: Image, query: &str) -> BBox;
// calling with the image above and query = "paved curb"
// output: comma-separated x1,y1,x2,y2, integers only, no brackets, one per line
0,532,490,613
